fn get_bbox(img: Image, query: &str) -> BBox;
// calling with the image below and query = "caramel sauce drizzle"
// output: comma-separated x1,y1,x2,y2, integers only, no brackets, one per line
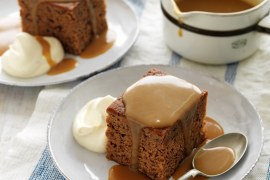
80,30,116,59
31,0,97,36
35,36,57,67
35,36,77,75
29,0,115,59
178,29,183,37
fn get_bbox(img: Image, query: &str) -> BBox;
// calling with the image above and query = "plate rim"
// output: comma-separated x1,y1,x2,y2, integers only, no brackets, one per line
0,0,140,87
47,64,264,180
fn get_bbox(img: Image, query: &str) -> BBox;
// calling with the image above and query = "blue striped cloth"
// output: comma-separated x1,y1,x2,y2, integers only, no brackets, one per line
267,161,270,180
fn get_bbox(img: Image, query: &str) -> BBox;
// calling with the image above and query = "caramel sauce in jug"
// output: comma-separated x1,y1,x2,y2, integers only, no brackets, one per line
175,0,256,13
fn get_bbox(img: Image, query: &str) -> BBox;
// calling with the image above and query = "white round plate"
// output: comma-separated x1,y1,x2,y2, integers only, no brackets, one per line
0,0,139,86
48,65,263,180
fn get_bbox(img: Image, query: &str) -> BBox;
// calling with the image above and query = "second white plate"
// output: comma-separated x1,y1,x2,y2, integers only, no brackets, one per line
0,0,139,86
48,65,263,180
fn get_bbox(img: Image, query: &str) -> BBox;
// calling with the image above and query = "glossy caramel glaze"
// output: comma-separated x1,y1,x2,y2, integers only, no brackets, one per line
123,75,202,128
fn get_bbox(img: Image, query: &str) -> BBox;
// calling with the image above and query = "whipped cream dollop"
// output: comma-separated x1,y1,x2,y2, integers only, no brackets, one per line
1,32,64,78
73,95,116,153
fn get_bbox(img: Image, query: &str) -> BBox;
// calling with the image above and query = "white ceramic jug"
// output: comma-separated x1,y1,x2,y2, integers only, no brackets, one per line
161,0,270,64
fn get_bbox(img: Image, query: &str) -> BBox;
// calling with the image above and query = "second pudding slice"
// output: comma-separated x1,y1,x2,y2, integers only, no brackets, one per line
106,68,208,179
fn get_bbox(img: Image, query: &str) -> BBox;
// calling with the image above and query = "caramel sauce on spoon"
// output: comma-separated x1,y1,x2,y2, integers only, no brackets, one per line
194,147,235,175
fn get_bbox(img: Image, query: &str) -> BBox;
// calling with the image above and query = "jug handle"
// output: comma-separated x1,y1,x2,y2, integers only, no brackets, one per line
257,15,270,34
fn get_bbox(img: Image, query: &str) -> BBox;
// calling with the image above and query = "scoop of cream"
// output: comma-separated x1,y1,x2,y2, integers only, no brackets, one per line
73,95,116,153
1,32,64,78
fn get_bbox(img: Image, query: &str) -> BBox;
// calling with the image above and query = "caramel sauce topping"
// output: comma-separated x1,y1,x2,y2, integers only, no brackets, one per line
123,75,202,169
123,75,202,128
35,36,57,67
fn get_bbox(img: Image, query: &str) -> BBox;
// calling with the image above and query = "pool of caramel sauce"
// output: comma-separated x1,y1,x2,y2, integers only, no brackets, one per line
109,117,224,180
175,0,256,13
109,165,149,180
47,58,77,75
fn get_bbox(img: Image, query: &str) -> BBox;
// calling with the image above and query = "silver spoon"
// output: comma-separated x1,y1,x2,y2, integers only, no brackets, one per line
175,132,248,180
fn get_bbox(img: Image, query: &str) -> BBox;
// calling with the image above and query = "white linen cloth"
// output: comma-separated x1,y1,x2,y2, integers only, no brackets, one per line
0,0,270,179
